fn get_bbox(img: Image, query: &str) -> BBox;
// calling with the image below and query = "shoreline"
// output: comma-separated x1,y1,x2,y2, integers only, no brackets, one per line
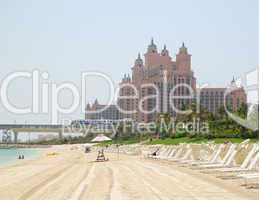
0,146,51,169
0,144,52,149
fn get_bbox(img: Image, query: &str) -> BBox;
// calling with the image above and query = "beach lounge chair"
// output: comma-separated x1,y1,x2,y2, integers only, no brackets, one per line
166,144,188,161
148,147,167,159
196,144,237,169
189,144,225,167
214,144,259,173
200,141,251,171
180,144,216,165
166,144,186,161
236,152,259,179
156,147,176,160
170,148,193,162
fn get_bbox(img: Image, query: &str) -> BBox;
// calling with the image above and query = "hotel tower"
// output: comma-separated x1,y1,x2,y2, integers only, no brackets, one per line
86,39,246,123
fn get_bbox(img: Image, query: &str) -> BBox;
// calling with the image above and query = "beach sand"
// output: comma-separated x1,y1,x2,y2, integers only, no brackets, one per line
0,145,258,200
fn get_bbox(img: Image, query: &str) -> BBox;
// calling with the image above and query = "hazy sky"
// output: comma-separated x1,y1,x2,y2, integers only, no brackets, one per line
0,0,258,124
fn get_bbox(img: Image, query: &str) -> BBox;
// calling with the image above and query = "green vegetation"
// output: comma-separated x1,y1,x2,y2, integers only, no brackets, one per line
146,137,259,145
145,103,259,145
96,138,140,146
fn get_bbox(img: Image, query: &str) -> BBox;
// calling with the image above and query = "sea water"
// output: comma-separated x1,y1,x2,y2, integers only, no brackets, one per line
0,148,40,166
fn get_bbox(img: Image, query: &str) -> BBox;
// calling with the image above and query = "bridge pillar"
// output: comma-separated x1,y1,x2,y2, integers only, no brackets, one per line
13,131,18,144
58,131,63,140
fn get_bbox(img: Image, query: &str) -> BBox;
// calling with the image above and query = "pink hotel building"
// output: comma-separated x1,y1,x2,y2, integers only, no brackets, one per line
86,39,246,123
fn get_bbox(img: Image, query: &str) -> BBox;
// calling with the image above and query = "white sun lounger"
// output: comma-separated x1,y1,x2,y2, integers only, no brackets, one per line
201,142,253,172
165,144,186,160
197,144,237,169
157,147,177,160
167,144,191,160
170,148,193,162
149,147,171,159
155,147,174,159
237,152,259,179
214,144,259,173
190,144,225,166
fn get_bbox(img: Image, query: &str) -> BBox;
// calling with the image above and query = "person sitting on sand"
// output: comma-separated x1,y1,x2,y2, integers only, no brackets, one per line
152,148,160,156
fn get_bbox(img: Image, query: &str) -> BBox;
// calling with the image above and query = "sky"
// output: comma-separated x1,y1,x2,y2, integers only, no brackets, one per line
0,0,258,124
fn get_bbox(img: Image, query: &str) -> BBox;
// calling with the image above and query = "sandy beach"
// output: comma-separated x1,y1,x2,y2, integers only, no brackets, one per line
0,145,258,200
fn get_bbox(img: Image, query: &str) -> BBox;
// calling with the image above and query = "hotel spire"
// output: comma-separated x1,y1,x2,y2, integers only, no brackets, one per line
135,53,143,66
94,98,99,105
230,76,237,87
161,44,169,56
147,38,157,53
86,103,91,110
179,42,188,54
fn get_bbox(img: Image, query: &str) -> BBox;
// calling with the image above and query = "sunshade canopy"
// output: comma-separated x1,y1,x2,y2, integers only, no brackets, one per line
91,134,112,142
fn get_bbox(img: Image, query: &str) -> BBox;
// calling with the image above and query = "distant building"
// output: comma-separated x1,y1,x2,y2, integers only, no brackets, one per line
117,39,246,122
85,39,247,122
199,79,246,114
85,99,120,120
118,40,196,122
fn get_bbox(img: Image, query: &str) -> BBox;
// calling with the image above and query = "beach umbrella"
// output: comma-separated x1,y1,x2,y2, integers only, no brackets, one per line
91,134,112,142
91,134,112,161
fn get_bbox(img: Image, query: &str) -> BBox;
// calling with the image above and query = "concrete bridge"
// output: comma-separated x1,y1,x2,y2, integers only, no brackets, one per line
0,124,86,144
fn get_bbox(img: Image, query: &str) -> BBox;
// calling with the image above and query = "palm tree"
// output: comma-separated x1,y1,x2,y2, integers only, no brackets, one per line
156,113,172,138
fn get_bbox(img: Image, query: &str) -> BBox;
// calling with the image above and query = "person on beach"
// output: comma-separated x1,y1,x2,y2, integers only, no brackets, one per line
152,149,159,156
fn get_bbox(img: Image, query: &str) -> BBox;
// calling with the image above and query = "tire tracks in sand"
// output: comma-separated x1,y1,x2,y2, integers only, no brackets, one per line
17,164,74,200
107,161,169,200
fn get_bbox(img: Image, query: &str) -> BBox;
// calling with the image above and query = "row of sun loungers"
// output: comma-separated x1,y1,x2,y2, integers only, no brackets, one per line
102,140,259,188
143,140,259,187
